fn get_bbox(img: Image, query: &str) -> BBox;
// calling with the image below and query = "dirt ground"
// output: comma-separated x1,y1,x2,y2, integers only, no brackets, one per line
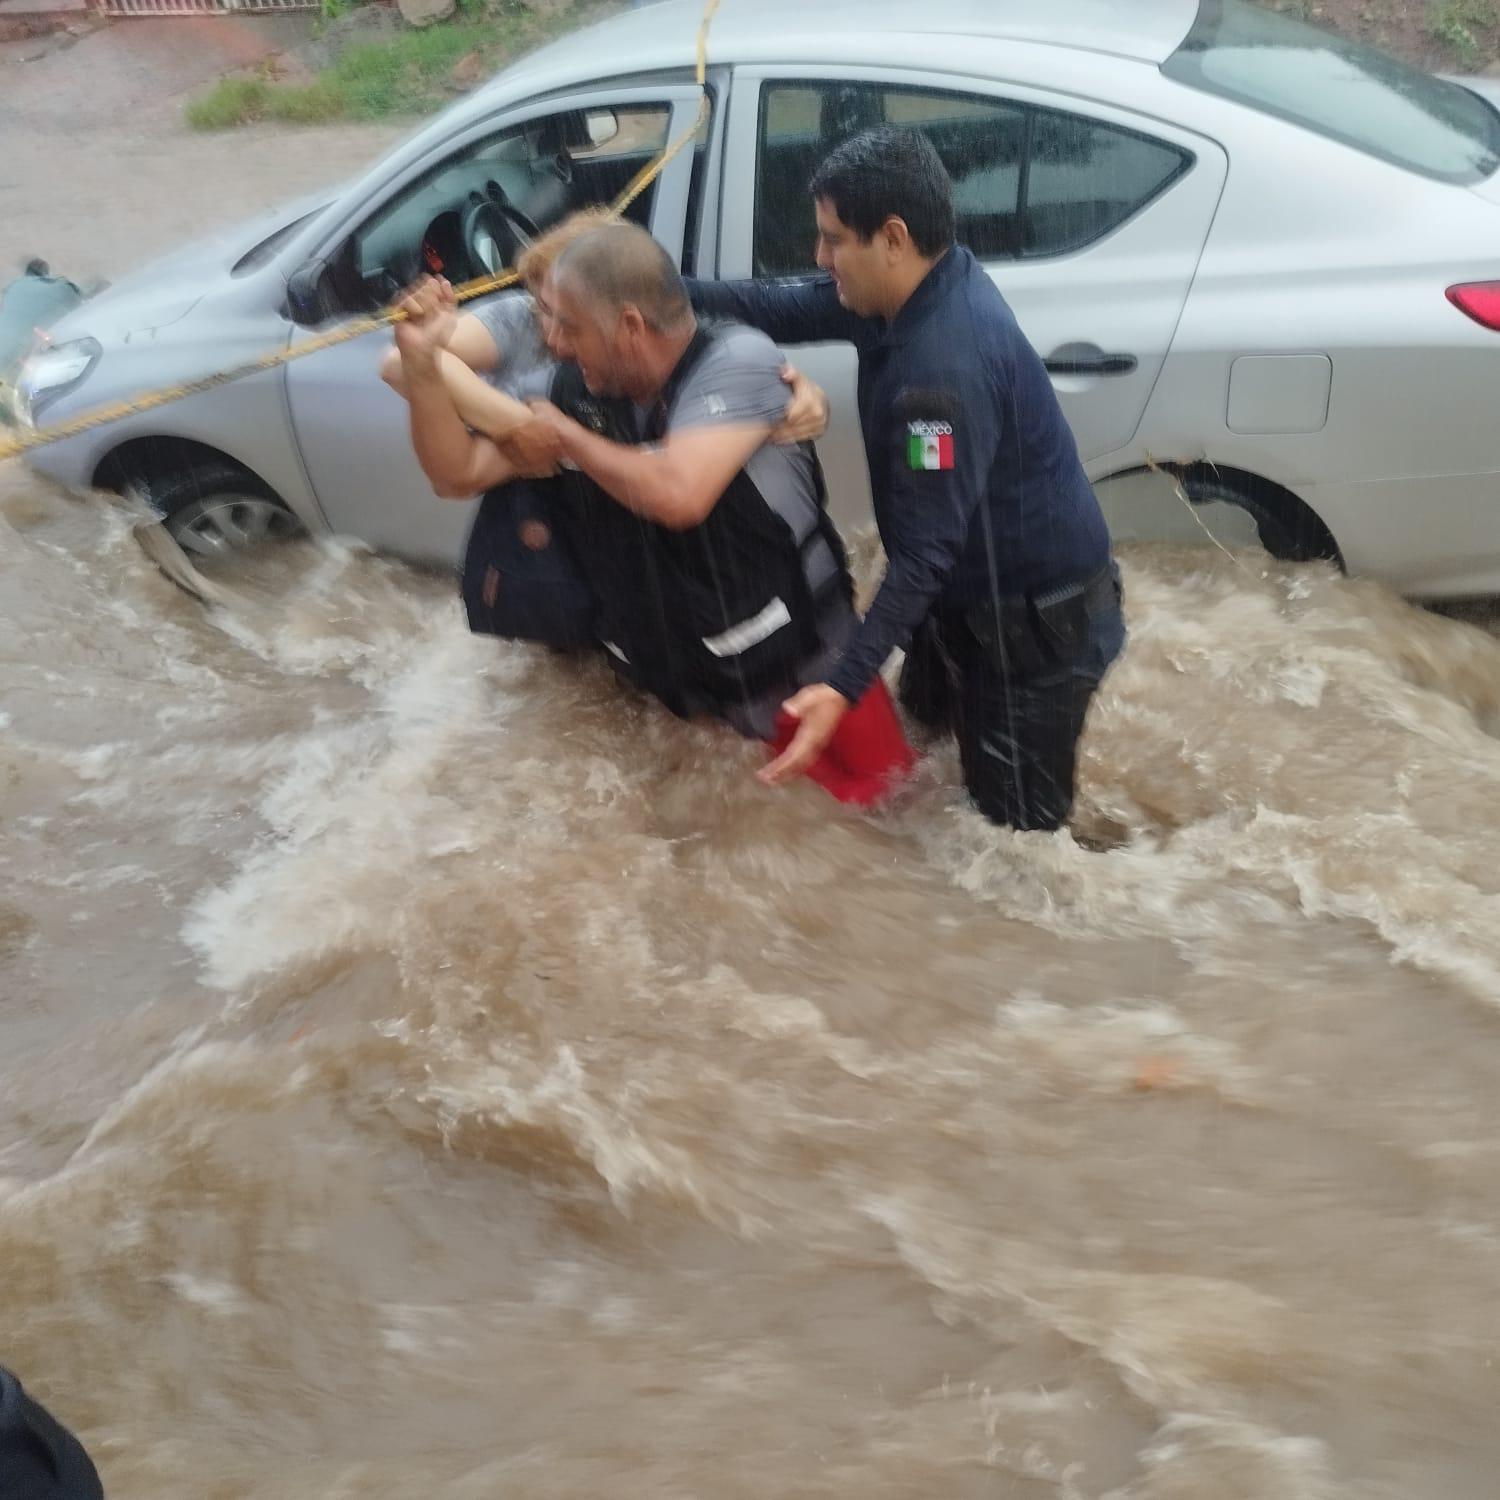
0,17,404,283
1270,0,1500,71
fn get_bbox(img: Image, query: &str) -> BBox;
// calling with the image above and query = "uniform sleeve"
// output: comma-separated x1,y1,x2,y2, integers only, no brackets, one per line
683,276,868,347
825,373,1002,703
669,328,788,431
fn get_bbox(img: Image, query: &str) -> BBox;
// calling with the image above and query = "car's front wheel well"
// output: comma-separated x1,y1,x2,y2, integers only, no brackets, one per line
92,436,274,501
93,438,302,557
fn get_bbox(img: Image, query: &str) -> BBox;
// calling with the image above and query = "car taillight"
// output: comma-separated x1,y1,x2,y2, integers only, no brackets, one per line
1446,281,1500,330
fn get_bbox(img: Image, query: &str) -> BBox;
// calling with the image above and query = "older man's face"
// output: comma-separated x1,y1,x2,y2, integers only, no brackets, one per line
549,277,630,398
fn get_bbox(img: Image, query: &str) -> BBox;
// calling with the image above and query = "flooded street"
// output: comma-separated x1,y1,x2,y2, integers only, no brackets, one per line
6,46,1500,1499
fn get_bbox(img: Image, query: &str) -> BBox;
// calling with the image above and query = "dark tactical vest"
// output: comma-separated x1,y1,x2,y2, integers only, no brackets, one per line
460,477,599,650
549,324,852,718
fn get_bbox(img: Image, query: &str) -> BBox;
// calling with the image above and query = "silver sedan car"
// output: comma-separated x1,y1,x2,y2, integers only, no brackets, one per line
17,0,1500,597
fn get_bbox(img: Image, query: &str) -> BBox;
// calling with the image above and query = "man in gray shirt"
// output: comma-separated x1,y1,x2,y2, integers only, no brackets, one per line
397,223,914,803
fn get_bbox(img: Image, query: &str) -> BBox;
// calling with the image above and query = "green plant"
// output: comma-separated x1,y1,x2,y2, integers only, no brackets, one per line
184,1,630,130
1429,0,1498,66
184,77,273,131
330,21,496,117
267,77,348,125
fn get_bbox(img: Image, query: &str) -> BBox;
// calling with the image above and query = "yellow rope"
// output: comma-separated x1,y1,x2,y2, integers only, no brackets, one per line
0,0,720,465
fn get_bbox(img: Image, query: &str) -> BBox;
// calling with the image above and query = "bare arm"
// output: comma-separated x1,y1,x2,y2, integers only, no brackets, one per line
379,310,499,394
530,402,769,530
403,349,518,499
438,353,533,437
395,350,561,478
392,279,536,498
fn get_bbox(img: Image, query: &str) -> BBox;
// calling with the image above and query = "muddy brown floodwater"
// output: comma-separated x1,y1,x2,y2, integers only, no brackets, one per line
5,36,1500,1500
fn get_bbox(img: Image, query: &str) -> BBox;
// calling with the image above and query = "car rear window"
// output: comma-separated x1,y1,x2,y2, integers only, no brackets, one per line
1163,0,1500,185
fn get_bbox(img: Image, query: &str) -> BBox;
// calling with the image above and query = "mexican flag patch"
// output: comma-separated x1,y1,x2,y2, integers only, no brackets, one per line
907,420,954,471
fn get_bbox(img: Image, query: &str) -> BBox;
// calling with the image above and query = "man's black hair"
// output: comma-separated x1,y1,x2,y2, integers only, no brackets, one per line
808,126,955,257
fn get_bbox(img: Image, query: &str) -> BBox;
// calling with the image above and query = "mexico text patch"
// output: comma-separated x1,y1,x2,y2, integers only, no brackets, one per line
906,420,954,471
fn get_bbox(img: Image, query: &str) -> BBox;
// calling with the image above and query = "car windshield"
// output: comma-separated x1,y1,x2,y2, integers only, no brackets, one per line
1163,0,1500,184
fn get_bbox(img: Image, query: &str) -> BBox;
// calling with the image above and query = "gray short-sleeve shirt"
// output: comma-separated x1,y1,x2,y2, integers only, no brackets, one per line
660,322,839,595
663,322,853,735
467,293,552,397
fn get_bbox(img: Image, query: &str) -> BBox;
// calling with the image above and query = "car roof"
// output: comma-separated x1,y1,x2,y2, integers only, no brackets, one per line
491,0,1201,95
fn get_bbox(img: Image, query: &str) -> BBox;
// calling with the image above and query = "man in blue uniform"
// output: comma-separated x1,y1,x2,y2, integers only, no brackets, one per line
688,126,1125,831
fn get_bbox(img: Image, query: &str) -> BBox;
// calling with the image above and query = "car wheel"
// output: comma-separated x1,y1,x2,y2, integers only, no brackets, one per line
139,460,303,559
1175,465,1341,567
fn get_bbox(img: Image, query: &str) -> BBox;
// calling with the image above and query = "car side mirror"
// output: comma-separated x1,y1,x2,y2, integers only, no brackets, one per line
284,256,340,326
584,108,619,148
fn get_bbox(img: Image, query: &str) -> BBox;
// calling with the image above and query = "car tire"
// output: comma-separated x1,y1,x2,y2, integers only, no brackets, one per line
137,459,303,560
1175,465,1341,567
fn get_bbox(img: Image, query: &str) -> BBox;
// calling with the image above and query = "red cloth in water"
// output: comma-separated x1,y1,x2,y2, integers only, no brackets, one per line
769,678,916,806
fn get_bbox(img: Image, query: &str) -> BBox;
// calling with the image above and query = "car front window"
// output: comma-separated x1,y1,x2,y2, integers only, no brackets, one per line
347,102,672,306
1163,0,1500,184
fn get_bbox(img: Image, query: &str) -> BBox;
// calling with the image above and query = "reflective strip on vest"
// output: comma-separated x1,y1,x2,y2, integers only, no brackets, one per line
702,596,791,659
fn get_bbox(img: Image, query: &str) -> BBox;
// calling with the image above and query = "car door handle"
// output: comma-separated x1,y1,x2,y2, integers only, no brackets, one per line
1043,352,1138,376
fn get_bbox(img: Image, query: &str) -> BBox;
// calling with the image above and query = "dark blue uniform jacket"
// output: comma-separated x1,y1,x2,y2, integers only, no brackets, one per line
690,245,1110,700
